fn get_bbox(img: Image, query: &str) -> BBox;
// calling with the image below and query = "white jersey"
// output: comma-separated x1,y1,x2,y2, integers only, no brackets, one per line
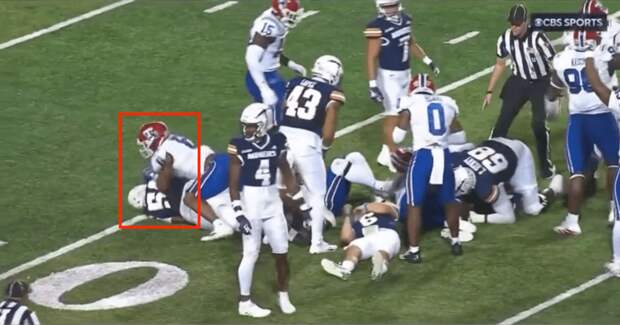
150,135,214,180
398,94,459,151
247,9,288,72
609,89,620,113
552,46,615,115
602,18,620,88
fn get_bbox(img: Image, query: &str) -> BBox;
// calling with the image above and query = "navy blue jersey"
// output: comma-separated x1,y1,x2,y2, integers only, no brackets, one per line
352,213,397,238
325,162,351,216
187,153,229,200
142,178,185,219
364,14,412,71
228,132,287,187
453,139,518,200
281,77,346,136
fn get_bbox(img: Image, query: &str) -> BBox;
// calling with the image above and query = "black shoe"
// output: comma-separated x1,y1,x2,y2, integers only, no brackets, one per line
399,250,422,264
451,243,463,256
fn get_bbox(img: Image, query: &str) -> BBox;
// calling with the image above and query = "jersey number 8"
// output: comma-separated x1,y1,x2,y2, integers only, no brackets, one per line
285,86,321,120
467,146,508,174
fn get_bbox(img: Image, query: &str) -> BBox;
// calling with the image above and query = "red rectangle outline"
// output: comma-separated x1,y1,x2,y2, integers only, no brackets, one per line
118,111,202,229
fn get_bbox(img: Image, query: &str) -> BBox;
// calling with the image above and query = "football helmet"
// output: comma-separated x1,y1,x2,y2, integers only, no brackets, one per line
137,121,169,159
454,166,476,197
376,0,402,22
240,103,269,141
272,0,303,28
573,29,601,51
581,0,608,15
311,55,344,86
128,184,147,209
409,73,436,95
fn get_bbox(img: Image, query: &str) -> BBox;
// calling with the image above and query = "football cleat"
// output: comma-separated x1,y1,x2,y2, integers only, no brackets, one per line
238,301,271,318
605,260,620,277
200,220,234,242
277,295,296,314
370,252,388,280
309,241,337,254
321,259,351,280
553,220,582,236
377,145,397,173
399,250,422,264
451,242,463,256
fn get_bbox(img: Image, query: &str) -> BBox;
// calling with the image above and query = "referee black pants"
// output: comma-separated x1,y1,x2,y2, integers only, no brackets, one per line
491,75,554,176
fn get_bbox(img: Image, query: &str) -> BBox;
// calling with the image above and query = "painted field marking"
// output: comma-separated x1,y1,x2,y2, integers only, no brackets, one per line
203,1,238,14
0,0,135,51
298,10,319,23
445,31,480,45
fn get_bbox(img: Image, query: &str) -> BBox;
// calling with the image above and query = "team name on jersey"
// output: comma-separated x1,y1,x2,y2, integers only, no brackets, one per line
300,79,317,88
247,150,277,160
571,58,585,66
464,156,485,175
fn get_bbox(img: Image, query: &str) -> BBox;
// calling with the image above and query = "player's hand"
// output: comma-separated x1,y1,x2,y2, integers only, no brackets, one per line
236,215,252,235
288,60,307,76
482,93,493,110
260,85,278,107
369,80,384,103
429,62,440,75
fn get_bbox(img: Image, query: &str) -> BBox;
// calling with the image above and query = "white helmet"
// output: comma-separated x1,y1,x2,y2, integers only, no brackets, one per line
128,184,147,209
311,55,344,86
454,166,476,197
240,103,269,141
375,0,402,22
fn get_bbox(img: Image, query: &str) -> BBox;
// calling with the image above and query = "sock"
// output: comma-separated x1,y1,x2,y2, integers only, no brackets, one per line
567,213,579,224
486,213,517,224
451,237,460,245
614,221,620,262
278,291,289,301
611,200,616,212
310,203,324,246
408,246,420,254
238,254,257,296
341,260,355,272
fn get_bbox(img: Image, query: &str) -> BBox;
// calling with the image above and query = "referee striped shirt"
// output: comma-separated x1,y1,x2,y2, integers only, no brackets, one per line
496,28,556,81
0,299,40,325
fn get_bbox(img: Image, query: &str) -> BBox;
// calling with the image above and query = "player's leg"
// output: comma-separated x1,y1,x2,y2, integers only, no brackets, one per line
376,69,409,171
237,218,270,318
263,212,295,314
321,238,366,280
201,192,237,242
440,151,462,256
266,71,287,126
491,76,528,138
178,182,214,231
371,229,401,280
400,149,431,263
607,173,620,276
555,115,588,235
529,81,555,178
504,138,545,215
341,152,396,193
589,112,620,225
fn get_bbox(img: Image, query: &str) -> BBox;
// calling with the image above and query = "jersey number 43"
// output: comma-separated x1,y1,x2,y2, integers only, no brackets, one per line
285,86,322,120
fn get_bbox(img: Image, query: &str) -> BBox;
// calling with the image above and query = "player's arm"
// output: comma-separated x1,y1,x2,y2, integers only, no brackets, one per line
410,34,439,74
280,54,307,76
489,184,516,224
447,118,467,145
227,143,251,234
183,191,217,222
392,108,410,144
584,55,612,105
246,32,278,105
365,25,384,102
155,153,174,194
321,93,345,151
340,212,355,245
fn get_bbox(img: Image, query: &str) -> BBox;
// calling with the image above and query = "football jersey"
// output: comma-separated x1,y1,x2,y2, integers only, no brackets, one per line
399,94,459,151
143,179,184,219
609,88,620,112
552,46,615,115
352,212,396,238
248,9,288,72
150,134,214,181
228,132,287,187
364,14,412,71
281,77,346,137
452,139,519,200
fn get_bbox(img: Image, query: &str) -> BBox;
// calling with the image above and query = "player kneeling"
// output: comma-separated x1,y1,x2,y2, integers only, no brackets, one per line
321,202,400,281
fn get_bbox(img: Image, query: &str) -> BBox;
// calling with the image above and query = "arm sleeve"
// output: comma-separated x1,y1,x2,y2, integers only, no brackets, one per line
245,44,268,88
330,90,346,104
536,32,556,61
364,20,382,38
496,32,509,58
227,140,244,165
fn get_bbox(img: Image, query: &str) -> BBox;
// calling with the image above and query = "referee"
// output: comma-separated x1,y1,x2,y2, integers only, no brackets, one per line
483,3,556,178
0,281,40,325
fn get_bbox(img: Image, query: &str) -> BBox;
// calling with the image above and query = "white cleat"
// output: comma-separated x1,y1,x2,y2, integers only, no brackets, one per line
370,252,388,280
238,301,271,318
377,146,397,173
200,220,234,242
277,296,296,314
605,260,620,277
321,259,350,280
553,220,582,236
445,219,477,234
440,228,474,242
549,174,564,195
309,241,337,254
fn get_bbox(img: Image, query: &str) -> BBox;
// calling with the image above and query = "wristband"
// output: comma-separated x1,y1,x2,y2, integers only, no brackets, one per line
322,144,331,151
369,80,378,88
486,90,493,94
232,200,244,215
422,56,433,66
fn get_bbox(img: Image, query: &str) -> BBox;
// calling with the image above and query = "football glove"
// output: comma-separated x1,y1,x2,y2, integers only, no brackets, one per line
423,56,440,75
236,215,252,235
369,80,384,103
288,60,307,76
259,85,278,107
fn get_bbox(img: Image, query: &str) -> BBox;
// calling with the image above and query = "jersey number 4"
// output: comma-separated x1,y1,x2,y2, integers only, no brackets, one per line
254,159,271,186
285,86,321,120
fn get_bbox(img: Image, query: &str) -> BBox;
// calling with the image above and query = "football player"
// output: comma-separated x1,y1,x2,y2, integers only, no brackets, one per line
394,74,461,263
365,0,439,172
549,29,619,236
136,121,214,195
583,51,620,275
228,103,311,317
452,138,558,224
320,202,400,281
280,55,345,254
245,0,306,127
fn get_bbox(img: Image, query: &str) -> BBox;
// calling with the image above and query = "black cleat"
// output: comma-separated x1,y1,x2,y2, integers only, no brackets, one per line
399,250,422,264
451,243,463,256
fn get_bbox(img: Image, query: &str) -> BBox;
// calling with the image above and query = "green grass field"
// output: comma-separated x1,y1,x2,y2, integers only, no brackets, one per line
2,0,620,324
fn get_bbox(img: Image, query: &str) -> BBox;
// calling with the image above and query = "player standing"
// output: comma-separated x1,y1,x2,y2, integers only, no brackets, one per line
365,0,439,172
245,0,306,127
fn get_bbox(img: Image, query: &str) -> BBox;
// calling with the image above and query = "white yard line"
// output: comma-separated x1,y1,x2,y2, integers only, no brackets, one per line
0,0,135,50
497,273,613,325
0,215,147,281
0,241,6,247
444,31,479,45
203,1,238,14
298,10,320,23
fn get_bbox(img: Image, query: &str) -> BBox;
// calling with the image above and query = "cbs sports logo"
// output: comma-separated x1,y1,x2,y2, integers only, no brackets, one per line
531,13,608,31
